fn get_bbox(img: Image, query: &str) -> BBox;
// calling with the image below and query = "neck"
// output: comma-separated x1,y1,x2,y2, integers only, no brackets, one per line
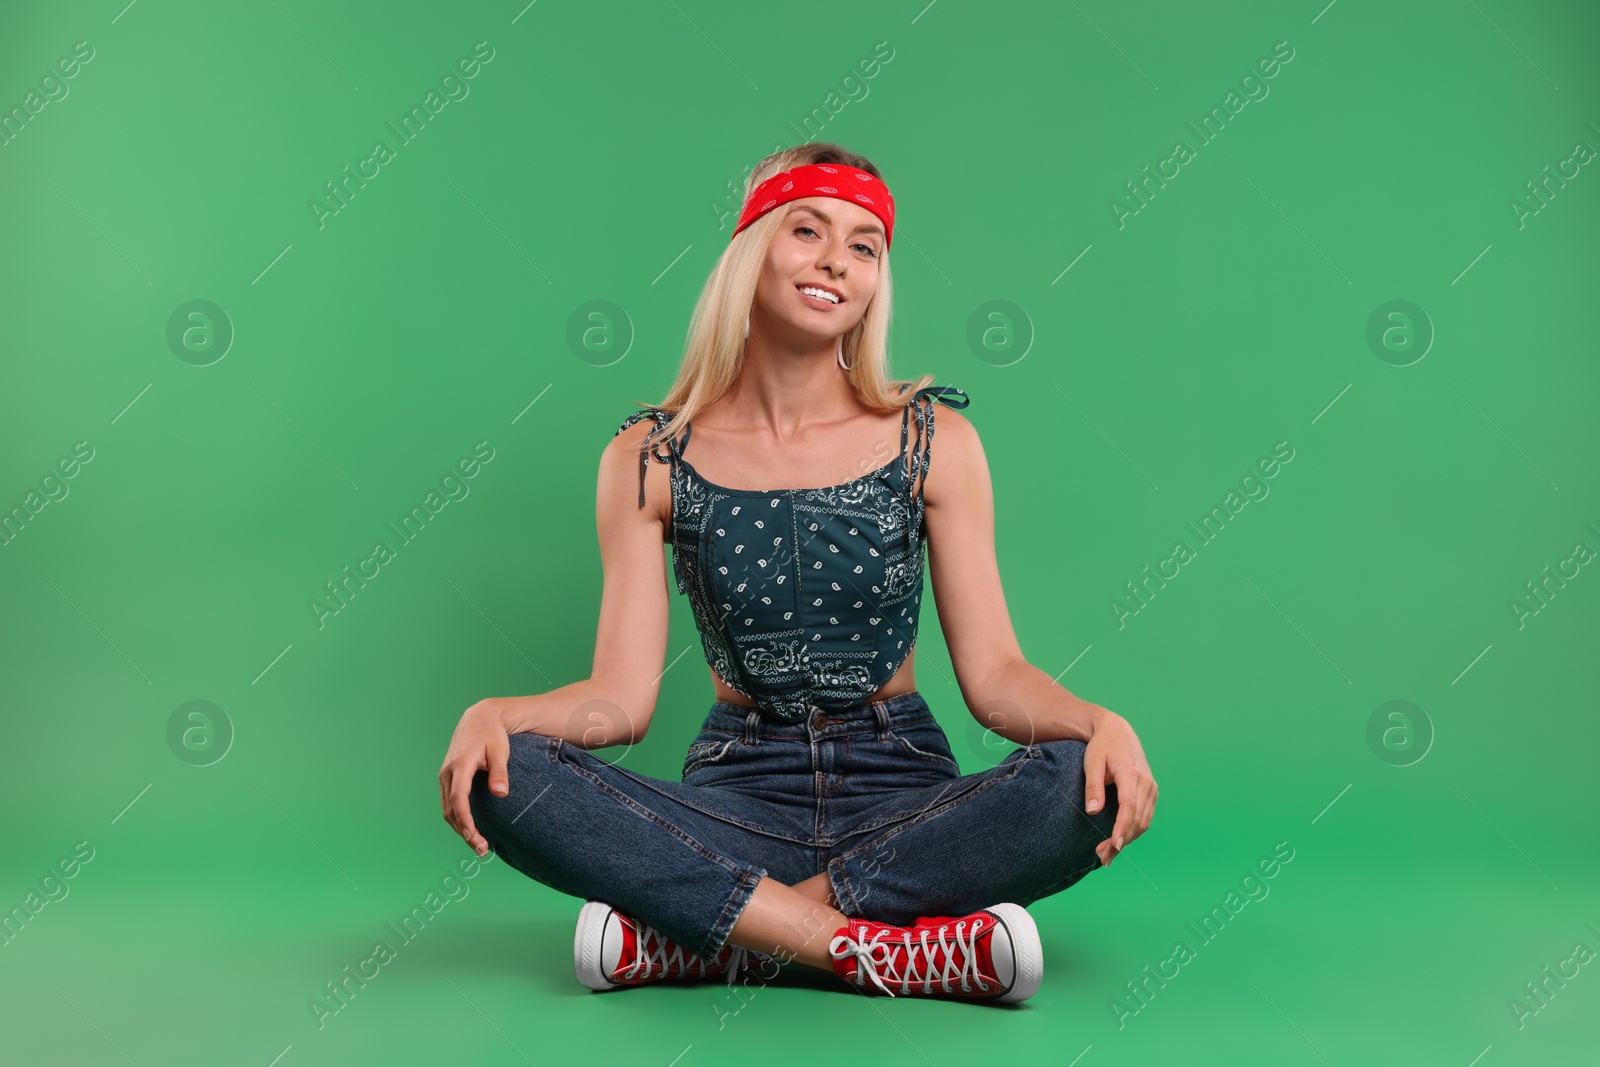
724,329,858,436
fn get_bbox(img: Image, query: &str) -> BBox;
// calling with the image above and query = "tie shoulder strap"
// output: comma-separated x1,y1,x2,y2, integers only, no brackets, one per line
902,384,970,539
914,384,970,409
897,383,969,452
614,407,690,509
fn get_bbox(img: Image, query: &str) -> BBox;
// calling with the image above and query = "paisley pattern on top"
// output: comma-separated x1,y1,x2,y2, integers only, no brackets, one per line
613,384,970,724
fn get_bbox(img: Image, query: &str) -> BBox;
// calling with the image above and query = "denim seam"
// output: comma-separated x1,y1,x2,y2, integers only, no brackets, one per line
828,855,866,919
752,715,938,753
681,738,739,777
824,761,1008,845
594,746,817,846
885,733,960,770
702,720,934,745
831,756,1029,863
819,740,837,872
549,740,749,877
1012,857,1106,912
701,862,766,960
1029,856,1104,902
811,758,827,860
820,738,834,831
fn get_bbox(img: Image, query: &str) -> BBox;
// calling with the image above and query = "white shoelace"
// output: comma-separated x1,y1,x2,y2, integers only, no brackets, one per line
829,917,994,997
623,918,769,986
624,922,713,981
722,944,755,986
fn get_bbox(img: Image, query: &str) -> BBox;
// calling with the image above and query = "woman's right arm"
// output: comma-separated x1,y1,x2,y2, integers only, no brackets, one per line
438,420,674,854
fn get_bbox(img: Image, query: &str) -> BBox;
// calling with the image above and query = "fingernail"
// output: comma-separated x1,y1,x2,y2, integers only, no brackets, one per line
1087,800,1100,813
1115,835,1124,849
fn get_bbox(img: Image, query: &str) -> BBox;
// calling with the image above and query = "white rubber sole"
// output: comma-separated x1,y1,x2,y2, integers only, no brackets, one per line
985,903,1043,1003
573,900,618,991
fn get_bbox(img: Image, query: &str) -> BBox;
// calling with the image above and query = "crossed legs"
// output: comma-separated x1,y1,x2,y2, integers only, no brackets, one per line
694,739,1120,975
470,732,1116,974
724,873,847,972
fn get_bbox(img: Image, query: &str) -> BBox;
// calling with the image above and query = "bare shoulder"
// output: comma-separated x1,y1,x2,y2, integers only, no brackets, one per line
599,414,670,533
606,412,659,456
922,405,989,509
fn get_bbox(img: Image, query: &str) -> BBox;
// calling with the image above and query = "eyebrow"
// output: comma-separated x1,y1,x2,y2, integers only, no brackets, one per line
787,203,884,238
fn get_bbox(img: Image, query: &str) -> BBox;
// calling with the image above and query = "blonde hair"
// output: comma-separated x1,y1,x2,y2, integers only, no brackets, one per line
628,141,934,451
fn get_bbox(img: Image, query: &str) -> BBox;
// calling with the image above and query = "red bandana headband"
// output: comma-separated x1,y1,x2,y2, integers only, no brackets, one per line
731,163,897,249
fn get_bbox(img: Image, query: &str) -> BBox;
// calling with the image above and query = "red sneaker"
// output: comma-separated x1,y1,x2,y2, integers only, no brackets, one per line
573,900,766,991
828,902,1042,1002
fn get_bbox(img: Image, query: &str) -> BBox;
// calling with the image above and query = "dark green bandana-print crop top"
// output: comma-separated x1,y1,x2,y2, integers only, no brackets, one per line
612,384,971,723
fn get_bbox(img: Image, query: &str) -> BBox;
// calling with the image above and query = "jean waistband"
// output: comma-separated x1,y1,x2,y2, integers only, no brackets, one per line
701,689,936,743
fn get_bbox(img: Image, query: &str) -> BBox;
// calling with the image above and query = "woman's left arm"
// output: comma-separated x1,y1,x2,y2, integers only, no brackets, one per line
920,409,1157,866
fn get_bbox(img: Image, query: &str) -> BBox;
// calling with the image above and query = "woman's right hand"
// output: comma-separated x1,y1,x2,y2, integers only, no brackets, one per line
438,699,511,857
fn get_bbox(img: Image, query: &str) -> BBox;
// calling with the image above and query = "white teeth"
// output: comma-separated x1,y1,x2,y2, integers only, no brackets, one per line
799,286,840,304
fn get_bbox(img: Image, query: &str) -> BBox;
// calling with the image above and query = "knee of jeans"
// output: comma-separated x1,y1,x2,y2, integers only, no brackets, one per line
466,732,551,838
1032,738,1119,825
1030,737,1088,783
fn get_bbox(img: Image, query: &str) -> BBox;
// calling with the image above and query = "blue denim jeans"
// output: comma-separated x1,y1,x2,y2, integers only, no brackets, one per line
469,689,1118,961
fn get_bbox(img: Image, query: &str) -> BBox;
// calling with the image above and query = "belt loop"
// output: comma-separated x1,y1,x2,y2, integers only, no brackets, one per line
744,709,761,745
872,699,891,742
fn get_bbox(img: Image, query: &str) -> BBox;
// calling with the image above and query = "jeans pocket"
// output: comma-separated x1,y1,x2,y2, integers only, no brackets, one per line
886,722,960,772
681,738,739,780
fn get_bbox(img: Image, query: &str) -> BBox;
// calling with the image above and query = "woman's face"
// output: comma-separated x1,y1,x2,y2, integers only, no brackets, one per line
750,196,884,346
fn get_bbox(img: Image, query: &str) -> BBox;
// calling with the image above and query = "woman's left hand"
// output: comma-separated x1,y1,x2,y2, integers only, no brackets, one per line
1082,710,1157,866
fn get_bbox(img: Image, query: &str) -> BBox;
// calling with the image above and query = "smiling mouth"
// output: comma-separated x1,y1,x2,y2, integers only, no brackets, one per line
796,284,844,305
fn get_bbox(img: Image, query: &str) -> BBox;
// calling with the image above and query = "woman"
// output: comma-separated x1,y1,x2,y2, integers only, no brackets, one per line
439,142,1158,1003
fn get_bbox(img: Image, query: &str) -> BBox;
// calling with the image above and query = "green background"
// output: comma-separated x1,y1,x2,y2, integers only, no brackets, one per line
2,0,1596,1063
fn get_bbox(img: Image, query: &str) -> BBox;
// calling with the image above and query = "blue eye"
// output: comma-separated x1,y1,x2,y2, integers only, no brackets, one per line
795,226,878,259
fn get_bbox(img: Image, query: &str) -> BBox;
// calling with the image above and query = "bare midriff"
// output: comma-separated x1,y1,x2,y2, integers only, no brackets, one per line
709,647,918,709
